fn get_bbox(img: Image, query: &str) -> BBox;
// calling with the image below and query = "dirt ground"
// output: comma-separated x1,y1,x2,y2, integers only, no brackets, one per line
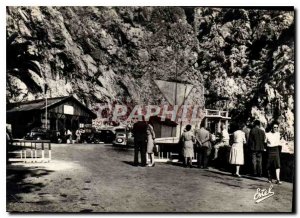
7,143,294,212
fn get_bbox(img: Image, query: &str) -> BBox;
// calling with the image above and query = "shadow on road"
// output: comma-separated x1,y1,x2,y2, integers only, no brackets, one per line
204,169,268,183
7,165,54,205
165,161,186,168
111,145,133,152
122,161,137,166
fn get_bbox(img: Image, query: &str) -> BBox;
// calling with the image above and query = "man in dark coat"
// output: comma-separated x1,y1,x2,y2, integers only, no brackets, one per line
195,121,212,169
248,120,266,177
242,122,252,174
132,116,148,167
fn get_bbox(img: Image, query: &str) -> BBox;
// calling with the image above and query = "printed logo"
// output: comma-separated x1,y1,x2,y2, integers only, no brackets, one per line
254,184,274,203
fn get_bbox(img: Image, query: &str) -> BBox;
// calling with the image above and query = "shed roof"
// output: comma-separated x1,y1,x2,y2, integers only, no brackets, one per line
150,115,178,127
7,96,97,119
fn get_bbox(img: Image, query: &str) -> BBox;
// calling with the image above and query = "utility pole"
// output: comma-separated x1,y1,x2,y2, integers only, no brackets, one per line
45,83,48,130
173,44,178,138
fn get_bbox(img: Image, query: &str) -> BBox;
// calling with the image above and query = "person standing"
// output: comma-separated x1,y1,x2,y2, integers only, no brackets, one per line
265,123,282,184
195,121,212,169
242,122,251,144
75,128,81,143
6,127,13,163
213,124,230,160
248,120,266,177
132,116,148,167
66,129,72,144
229,123,246,177
146,121,156,167
181,125,195,168
242,122,251,173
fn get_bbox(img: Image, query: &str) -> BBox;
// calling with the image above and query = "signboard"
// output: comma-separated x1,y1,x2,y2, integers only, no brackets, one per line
64,105,74,115
154,80,193,106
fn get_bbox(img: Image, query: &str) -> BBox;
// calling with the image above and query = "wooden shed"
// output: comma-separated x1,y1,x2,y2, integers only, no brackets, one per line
6,96,97,138
149,116,178,138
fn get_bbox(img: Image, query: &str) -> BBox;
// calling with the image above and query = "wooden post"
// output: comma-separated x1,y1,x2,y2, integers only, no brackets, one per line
24,141,26,161
30,142,33,160
41,142,45,160
49,142,51,161
20,141,23,159
34,142,37,161
45,94,48,129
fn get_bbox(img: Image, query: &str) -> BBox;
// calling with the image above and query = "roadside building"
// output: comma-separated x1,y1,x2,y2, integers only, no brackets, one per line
6,95,97,138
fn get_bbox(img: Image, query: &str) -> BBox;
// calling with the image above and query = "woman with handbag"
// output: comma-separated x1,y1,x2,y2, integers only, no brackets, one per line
146,121,156,167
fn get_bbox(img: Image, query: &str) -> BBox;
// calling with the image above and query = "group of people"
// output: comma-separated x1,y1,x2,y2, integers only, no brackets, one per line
249,120,283,184
133,117,283,184
180,122,229,169
181,120,282,183
57,128,82,144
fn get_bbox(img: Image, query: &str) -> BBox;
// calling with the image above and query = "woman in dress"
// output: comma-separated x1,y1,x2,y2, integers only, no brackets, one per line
265,123,282,184
229,123,246,177
146,121,156,167
181,124,195,168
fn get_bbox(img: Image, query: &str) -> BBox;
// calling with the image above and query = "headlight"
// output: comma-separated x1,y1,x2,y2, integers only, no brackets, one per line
117,138,123,143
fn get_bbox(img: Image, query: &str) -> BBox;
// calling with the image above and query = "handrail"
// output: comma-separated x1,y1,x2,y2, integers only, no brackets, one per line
12,139,50,143
9,139,52,163
205,109,230,118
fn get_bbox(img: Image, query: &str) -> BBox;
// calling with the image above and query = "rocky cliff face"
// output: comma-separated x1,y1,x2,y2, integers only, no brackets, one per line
193,7,294,137
6,6,294,136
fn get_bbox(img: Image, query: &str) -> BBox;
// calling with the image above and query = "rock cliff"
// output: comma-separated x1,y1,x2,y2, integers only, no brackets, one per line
6,6,294,137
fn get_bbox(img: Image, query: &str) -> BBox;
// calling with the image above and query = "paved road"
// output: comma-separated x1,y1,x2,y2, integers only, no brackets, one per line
7,143,294,212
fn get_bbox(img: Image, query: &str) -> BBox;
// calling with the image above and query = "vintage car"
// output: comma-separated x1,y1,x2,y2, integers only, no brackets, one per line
112,127,134,147
79,127,115,144
25,128,61,143
98,128,116,143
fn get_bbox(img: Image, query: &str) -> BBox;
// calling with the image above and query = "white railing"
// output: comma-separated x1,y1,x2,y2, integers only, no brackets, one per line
8,139,52,163
154,151,198,163
205,109,229,118
152,143,198,163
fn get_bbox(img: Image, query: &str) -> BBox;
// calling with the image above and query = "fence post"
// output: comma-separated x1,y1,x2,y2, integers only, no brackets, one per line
30,142,33,162
20,141,23,159
48,142,51,161
34,142,37,162
41,142,45,161
24,141,26,161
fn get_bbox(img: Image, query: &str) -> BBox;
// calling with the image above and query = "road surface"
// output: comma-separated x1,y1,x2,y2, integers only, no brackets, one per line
7,143,294,212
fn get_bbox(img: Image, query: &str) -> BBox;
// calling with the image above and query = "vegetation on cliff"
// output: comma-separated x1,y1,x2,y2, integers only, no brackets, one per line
6,6,294,137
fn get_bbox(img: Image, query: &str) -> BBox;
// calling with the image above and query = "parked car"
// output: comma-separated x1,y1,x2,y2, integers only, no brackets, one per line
112,127,134,147
79,127,115,144
113,132,127,146
97,128,116,143
80,127,94,143
25,128,61,143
